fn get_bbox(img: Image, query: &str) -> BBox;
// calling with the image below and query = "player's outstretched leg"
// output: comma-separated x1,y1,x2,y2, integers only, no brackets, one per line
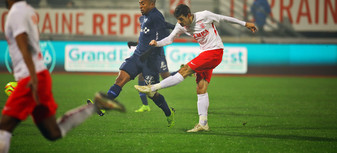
57,93,125,137
87,99,105,116
87,83,124,116
94,92,126,112
107,84,122,100
134,85,153,95
135,73,185,93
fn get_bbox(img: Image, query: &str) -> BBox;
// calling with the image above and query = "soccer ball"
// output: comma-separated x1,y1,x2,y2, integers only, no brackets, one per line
4,82,17,97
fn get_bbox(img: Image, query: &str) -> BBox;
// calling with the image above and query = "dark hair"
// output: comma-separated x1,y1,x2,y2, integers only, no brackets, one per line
174,4,191,18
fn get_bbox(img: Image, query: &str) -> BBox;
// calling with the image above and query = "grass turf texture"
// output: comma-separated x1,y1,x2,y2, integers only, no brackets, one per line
0,73,337,153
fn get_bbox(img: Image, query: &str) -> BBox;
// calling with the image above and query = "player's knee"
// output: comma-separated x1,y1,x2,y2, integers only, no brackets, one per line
44,132,62,141
179,66,194,78
138,74,144,81
115,71,130,87
196,85,208,94
197,89,207,94
39,127,62,141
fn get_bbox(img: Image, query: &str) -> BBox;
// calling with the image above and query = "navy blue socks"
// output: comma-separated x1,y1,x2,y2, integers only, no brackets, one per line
139,93,148,105
107,84,122,99
151,93,171,116
138,80,148,105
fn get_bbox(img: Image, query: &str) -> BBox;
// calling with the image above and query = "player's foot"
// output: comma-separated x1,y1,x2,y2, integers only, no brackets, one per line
94,92,126,112
135,105,151,112
87,99,105,116
167,107,175,128
134,85,155,97
187,123,209,132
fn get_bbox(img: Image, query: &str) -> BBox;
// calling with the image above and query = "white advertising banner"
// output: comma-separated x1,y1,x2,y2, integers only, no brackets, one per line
64,44,247,73
65,45,134,72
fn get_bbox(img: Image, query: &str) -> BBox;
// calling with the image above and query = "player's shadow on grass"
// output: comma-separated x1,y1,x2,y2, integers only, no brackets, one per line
211,111,276,117
197,131,337,142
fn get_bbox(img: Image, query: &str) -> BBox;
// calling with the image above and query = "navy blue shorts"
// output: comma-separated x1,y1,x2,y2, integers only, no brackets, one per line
158,53,169,73
120,54,160,84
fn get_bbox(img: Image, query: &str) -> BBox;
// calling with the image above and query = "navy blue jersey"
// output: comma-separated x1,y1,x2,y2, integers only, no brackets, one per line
135,8,170,56
165,22,175,30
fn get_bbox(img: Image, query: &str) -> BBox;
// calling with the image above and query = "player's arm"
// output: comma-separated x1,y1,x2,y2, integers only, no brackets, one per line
149,23,182,47
207,11,257,33
221,15,257,33
128,16,143,49
127,41,138,49
15,33,40,104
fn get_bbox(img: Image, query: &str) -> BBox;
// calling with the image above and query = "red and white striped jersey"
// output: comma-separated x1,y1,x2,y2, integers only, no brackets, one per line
157,10,246,52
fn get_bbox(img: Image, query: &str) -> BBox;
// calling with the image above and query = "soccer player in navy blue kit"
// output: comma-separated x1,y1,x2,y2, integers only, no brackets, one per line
129,21,175,113
106,0,175,127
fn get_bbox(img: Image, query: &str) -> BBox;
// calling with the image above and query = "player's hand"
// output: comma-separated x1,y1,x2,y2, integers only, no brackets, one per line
149,40,157,46
245,22,257,33
27,76,40,105
127,41,138,49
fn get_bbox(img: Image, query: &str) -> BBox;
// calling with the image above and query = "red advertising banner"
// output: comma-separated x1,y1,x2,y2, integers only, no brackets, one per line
1,9,142,36
0,0,336,35
224,0,337,31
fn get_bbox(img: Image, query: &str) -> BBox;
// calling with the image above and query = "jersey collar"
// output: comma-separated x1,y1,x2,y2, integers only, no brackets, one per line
145,7,157,16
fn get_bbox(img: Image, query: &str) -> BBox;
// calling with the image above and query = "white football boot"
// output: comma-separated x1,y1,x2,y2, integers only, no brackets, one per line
134,85,155,97
187,123,209,132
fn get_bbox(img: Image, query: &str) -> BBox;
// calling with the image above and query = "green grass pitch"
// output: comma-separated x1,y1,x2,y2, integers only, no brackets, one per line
0,73,337,153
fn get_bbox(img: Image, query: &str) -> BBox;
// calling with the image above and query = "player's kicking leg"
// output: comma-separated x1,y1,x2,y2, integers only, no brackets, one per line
87,70,130,116
87,92,126,116
56,92,125,137
135,64,193,93
94,92,125,112
87,99,105,116
134,72,184,94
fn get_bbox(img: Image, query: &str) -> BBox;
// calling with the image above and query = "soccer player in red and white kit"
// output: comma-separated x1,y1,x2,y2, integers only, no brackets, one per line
0,1,125,152
135,4,257,132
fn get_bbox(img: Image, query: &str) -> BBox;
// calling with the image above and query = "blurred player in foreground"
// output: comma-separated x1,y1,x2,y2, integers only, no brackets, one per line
103,0,175,127
0,1,125,152
135,4,257,132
